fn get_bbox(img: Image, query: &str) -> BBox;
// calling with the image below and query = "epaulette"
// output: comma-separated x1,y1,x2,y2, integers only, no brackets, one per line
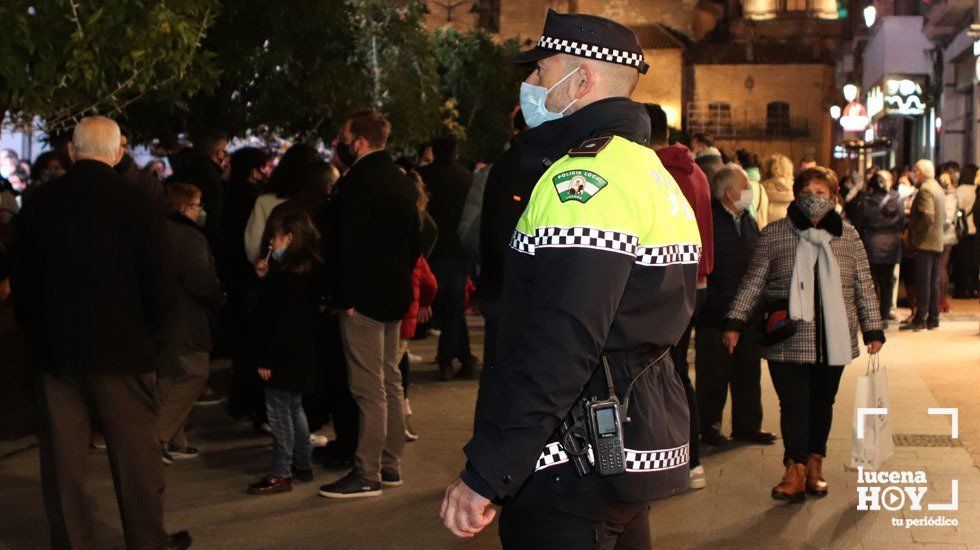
568,136,613,158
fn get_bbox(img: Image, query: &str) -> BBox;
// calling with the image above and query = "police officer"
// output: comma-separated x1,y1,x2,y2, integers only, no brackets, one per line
440,10,702,548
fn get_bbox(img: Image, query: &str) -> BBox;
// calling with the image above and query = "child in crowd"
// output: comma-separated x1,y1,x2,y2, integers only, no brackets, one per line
247,211,322,495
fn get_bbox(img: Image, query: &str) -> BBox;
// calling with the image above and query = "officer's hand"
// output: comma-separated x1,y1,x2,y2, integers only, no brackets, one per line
722,330,740,354
440,478,495,539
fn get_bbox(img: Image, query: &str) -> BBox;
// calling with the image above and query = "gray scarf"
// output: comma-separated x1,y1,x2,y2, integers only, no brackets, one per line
789,227,852,366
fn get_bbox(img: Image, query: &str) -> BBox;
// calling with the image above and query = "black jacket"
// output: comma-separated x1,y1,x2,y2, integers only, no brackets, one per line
171,150,224,256
330,151,421,322
698,200,760,327
478,98,647,301
159,213,226,350
220,177,260,293
419,160,472,263
462,99,697,504
846,188,905,265
256,269,319,394
12,160,178,374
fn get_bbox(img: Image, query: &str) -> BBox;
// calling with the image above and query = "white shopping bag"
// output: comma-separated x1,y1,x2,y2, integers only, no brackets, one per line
850,355,894,470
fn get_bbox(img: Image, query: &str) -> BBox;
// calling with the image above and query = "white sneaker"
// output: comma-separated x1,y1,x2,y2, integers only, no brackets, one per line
407,352,423,363
309,433,329,447
689,465,706,490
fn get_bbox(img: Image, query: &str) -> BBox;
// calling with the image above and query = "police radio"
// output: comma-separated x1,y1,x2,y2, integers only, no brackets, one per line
585,397,626,476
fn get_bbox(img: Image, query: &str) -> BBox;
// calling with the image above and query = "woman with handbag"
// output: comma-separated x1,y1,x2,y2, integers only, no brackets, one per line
722,167,886,503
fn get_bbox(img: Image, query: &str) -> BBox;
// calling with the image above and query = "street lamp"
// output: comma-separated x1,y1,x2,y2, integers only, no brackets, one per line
843,84,858,102
830,105,841,120
863,4,876,28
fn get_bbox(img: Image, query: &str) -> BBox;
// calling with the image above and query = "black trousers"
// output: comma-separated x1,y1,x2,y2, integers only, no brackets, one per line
952,235,978,297
669,288,705,467
767,362,844,464
868,263,895,319
499,468,651,550
694,324,763,436
322,314,359,455
913,250,941,326
227,292,266,423
37,373,167,550
430,260,472,363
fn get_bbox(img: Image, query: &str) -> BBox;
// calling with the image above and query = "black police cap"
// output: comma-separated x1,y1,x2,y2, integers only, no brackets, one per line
511,9,649,75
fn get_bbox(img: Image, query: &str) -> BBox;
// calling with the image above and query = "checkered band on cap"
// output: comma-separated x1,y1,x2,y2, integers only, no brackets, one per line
635,244,701,266
624,443,689,473
533,441,689,473
537,35,645,70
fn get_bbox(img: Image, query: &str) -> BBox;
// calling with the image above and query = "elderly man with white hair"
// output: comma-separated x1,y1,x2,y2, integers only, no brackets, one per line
696,164,775,449
901,159,946,331
13,116,192,549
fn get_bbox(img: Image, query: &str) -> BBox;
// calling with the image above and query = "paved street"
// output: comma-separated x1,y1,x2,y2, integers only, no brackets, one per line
1,302,978,549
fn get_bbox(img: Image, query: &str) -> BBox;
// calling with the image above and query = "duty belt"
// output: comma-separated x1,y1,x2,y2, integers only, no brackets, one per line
538,344,686,475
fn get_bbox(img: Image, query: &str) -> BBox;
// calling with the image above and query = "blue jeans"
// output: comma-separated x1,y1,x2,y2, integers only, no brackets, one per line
264,388,312,478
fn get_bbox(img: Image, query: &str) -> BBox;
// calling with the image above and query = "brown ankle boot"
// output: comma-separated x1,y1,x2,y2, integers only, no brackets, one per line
771,460,806,502
805,453,828,497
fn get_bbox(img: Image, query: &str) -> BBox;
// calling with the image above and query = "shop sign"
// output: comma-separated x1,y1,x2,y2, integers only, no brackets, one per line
882,78,926,115
840,102,870,132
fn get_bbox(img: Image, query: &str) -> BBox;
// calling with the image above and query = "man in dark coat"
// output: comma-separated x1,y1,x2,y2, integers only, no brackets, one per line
170,128,228,259
696,164,775,447
418,136,478,381
221,147,271,421
12,116,190,550
319,111,421,498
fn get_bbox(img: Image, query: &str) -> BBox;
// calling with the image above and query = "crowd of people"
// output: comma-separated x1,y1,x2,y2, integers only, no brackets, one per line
646,104,977,500
0,110,504,547
0,100,976,547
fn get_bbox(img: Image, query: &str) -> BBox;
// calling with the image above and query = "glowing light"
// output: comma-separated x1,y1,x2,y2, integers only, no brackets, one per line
830,105,842,120
864,5,876,28
840,102,870,132
843,84,858,102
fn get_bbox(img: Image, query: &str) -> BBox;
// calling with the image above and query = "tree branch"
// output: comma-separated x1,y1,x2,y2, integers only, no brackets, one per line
69,0,84,38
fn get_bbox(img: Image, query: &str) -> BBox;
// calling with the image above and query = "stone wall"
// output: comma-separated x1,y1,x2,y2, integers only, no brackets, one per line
692,63,835,165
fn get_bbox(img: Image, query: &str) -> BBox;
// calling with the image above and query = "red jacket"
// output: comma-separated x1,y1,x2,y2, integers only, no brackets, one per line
656,144,714,286
401,256,438,339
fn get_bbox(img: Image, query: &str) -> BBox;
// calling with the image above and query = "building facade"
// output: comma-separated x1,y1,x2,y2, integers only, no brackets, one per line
418,0,840,164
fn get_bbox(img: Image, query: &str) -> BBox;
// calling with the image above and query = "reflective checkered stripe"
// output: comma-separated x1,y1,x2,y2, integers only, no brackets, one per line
510,230,536,255
537,35,645,70
511,227,700,267
635,244,701,266
533,441,689,473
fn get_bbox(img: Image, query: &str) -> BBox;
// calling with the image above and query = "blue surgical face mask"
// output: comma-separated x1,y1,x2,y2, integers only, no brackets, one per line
271,246,287,262
519,66,581,129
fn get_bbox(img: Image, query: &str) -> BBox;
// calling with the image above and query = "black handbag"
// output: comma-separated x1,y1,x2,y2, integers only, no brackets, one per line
758,300,798,346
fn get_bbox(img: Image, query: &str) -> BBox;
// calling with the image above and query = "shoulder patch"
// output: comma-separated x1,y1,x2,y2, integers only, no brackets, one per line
568,136,613,158
553,170,608,203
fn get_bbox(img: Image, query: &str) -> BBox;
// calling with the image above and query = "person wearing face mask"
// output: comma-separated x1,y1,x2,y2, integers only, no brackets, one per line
156,183,226,464
443,11,701,548
723,167,885,503
248,211,323,495
695,164,776,454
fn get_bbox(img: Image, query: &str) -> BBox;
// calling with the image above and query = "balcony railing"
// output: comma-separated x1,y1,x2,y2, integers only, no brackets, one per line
686,110,811,139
